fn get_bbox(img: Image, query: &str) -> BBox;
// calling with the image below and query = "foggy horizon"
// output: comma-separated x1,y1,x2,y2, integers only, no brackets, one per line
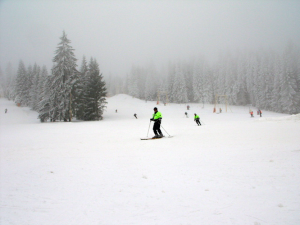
1,0,300,76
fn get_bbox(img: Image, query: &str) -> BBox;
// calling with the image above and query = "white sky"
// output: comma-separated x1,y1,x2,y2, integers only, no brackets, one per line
0,0,299,76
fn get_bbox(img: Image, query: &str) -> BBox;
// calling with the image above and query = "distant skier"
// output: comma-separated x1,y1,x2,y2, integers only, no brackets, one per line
187,105,190,110
134,113,137,119
150,107,163,138
115,109,117,113
185,112,188,118
194,113,201,126
250,110,254,117
259,110,262,117
5,108,7,113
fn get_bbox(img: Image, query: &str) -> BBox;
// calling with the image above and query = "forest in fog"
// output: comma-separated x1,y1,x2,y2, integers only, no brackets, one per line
107,42,300,114
0,32,107,122
1,41,300,117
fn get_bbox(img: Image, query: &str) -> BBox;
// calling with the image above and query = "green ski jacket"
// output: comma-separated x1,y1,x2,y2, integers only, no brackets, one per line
153,111,162,120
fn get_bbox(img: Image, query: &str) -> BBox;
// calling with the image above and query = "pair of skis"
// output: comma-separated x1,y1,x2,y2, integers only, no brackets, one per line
140,136,173,140
142,120,173,140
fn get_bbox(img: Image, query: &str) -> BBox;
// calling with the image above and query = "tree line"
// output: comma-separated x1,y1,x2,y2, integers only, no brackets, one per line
106,42,300,114
0,32,107,122
1,35,299,116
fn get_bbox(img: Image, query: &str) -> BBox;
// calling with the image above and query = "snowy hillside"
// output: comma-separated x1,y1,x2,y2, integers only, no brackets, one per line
1,95,300,225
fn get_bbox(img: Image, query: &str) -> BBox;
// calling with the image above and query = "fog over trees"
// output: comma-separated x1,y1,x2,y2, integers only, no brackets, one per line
106,42,300,114
0,38,299,117
0,1,299,116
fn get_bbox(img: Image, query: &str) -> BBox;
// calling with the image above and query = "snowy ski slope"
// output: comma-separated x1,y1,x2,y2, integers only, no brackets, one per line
1,95,300,225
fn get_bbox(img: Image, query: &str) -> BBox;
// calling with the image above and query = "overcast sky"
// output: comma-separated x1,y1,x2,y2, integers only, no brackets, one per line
1,0,299,76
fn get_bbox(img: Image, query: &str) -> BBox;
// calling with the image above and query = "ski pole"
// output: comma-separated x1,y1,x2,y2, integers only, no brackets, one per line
161,125,171,137
146,121,152,137
200,119,205,125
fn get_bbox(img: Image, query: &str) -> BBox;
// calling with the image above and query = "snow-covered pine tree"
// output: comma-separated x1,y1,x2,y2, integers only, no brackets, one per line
105,73,112,96
128,65,140,98
227,56,238,105
280,43,300,114
37,66,49,104
144,62,160,102
252,54,263,108
49,31,78,121
137,66,147,99
83,58,107,121
1,63,15,100
74,56,88,120
15,60,28,106
192,60,206,104
271,54,283,112
37,67,52,122
182,62,194,102
144,73,153,102
215,56,226,98
204,66,214,104
235,56,250,105
172,63,188,104
29,63,41,111
263,51,275,110
167,62,175,102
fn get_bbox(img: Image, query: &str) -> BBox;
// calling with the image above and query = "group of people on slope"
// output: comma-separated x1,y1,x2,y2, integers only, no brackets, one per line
250,109,262,117
150,107,201,138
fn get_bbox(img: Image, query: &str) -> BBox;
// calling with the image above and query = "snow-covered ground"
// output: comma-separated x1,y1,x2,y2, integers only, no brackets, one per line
1,94,300,225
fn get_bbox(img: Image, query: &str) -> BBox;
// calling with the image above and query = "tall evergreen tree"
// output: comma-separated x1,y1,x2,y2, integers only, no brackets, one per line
271,54,283,112
74,56,88,120
280,43,299,114
15,61,28,106
37,69,52,122
172,64,188,104
128,66,140,98
29,63,41,110
192,60,206,104
83,58,107,120
49,31,78,121
2,63,15,100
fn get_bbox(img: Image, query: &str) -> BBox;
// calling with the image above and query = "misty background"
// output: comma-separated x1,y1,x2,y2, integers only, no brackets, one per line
1,0,299,76
0,0,300,116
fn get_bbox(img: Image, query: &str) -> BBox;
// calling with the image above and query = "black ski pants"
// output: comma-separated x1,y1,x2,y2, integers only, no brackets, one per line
153,121,162,135
195,119,201,126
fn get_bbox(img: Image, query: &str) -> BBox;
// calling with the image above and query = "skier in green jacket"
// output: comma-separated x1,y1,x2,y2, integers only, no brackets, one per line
194,113,201,126
150,107,163,138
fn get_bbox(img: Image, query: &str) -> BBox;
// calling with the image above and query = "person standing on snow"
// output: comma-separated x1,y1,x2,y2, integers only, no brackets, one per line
250,110,254,117
134,113,137,119
194,113,201,126
259,110,262,117
150,107,163,138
